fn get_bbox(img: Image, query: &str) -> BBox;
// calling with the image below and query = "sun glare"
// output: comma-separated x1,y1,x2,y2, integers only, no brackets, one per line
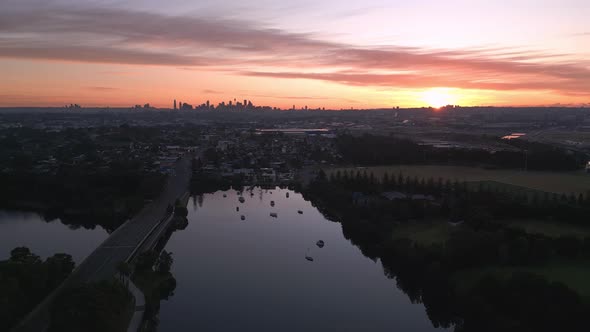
421,89,455,108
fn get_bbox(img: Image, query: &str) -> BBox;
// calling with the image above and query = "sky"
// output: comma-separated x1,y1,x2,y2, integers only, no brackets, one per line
1,0,589,109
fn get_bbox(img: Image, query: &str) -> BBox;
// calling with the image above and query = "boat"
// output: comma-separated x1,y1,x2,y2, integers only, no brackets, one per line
236,207,239,211
305,248,314,261
270,212,278,218
297,210,303,214
286,192,289,198
316,240,325,248
241,215,245,221
270,200,275,207
239,197,245,203
223,194,227,198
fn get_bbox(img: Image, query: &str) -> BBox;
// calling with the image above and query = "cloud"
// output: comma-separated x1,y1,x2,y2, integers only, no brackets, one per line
201,89,223,94
1,2,589,97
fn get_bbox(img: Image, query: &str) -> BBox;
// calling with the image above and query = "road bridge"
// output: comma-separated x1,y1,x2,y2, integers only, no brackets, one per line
11,156,193,332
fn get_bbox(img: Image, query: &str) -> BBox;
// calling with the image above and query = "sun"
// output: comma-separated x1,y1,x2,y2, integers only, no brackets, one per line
421,88,455,108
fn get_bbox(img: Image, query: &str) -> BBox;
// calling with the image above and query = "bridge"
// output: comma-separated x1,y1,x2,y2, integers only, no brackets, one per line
11,156,193,332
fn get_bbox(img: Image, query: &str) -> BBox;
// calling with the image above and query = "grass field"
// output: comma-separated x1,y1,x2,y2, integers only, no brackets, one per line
505,220,590,238
392,221,454,246
454,261,590,297
330,165,590,194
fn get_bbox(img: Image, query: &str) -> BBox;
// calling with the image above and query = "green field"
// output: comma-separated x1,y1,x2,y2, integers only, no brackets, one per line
392,221,454,246
331,165,590,194
454,261,590,297
505,219,590,238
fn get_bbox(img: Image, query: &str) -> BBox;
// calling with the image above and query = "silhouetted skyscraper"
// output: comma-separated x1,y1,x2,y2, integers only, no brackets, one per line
174,99,177,110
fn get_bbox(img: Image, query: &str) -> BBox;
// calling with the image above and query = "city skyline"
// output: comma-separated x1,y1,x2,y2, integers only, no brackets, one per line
1,0,589,109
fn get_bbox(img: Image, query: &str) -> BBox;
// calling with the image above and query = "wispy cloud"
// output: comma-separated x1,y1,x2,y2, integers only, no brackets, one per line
1,2,589,97
201,89,223,94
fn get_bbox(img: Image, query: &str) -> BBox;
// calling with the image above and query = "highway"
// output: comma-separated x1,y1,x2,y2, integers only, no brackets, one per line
11,156,192,332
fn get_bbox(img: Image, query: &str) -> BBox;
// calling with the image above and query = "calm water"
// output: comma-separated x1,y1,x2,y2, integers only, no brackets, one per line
0,210,109,263
158,187,441,332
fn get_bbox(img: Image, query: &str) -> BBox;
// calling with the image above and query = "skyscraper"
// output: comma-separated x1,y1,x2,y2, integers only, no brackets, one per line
174,99,177,110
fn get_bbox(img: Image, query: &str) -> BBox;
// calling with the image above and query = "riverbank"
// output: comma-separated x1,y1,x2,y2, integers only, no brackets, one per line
302,174,590,331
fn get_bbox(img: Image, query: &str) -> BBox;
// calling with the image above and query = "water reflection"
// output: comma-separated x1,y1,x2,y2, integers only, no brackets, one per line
157,187,440,332
0,210,108,262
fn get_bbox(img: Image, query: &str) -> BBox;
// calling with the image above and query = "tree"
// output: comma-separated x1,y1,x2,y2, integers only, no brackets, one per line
135,251,158,272
156,251,174,274
382,172,390,188
45,253,75,289
49,280,133,332
116,261,132,286
10,247,41,264
317,169,327,182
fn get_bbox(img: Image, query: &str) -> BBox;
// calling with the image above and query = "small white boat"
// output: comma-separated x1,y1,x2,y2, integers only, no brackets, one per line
241,215,245,221
297,210,303,214
239,197,245,203
270,212,278,218
316,240,325,248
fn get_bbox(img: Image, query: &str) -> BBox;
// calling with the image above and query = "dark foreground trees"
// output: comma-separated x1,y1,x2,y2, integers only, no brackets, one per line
0,247,75,331
49,280,133,332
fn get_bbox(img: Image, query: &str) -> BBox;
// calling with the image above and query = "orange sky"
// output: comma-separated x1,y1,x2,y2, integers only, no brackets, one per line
1,1,589,109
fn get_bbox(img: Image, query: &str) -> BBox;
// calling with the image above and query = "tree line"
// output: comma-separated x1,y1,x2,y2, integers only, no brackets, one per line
303,173,590,332
326,168,590,224
336,134,586,171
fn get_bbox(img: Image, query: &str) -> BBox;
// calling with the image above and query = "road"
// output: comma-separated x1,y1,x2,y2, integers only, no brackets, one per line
11,156,192,332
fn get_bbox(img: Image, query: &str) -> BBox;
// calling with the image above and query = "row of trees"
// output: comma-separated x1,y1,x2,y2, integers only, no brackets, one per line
324,168,590,223
336,133,585,171
0,163,166,232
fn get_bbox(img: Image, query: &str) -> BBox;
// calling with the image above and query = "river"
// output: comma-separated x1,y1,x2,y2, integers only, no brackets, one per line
158,187,441,332
0,210,109,263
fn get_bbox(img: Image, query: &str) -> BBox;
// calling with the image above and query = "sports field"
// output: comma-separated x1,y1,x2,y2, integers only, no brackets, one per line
330,165,590,194
454,261,590,297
